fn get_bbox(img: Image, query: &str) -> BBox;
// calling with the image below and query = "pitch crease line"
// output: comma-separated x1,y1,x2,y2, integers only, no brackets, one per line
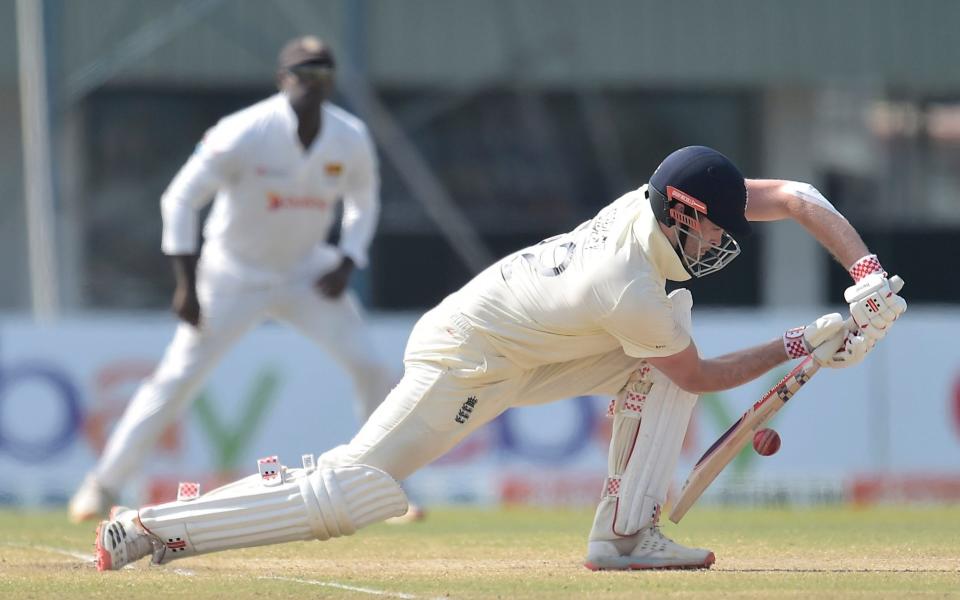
1,543,195,575
1,542,129,570
259,575,442,599
8,543,93,562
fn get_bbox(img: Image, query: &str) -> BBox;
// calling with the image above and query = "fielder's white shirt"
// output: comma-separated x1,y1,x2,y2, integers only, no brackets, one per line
453,185,692,369
160,94,379,282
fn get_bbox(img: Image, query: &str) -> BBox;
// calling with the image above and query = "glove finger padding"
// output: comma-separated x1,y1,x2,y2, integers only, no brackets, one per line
888,294,908,318
809,326,847,363
814,330,874,369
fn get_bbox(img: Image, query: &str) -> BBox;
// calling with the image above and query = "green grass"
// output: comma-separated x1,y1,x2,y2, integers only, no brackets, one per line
1,506,958,598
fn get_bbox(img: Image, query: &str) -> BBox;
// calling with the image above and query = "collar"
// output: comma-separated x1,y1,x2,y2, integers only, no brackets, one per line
632,185,691,282
275,93,326,132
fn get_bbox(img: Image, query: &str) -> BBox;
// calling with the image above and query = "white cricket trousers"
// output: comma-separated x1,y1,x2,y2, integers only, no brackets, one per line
94,263,396,492
318,302,643,480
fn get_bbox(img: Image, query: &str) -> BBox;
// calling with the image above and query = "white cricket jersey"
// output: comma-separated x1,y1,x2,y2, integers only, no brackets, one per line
451,185,693,369
160,94,379,282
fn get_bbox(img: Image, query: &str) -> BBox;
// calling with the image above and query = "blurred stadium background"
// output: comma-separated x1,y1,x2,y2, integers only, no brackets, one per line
1,0,958,513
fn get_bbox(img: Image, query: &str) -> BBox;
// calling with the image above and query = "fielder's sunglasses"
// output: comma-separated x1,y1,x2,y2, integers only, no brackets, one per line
288,63,334,81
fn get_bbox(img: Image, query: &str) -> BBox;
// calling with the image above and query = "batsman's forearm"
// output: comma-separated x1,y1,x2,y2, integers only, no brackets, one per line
695,339,790,393
789,202,869,270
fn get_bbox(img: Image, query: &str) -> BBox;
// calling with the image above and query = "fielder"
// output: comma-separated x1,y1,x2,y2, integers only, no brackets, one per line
70,37,397,523
93,146,906,571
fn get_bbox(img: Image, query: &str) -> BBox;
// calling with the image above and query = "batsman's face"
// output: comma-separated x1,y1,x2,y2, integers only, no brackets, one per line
672,210,742,278
683,216,725,257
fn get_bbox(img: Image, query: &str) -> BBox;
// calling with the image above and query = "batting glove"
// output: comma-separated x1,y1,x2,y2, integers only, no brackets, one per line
844,273,906,342
812,328,875,369
782,312,846,360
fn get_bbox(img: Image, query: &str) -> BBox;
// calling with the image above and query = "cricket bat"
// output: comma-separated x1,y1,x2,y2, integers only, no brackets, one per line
668,355,821,523
669,275,904,523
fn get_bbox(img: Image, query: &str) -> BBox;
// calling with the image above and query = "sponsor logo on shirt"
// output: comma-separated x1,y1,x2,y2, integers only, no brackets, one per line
585,206,617,250
324,162,344,176
267,193,329,211
255,165,288,177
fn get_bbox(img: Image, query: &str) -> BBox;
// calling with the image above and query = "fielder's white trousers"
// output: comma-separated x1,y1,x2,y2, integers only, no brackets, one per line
94,262,396,492
319,302,643,480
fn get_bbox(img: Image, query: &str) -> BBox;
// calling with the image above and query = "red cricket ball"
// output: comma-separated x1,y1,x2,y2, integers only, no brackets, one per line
753,428,781,456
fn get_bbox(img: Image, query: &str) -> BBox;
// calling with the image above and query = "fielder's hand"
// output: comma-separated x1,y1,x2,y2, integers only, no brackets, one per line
844,274,906,342
170,254,201,328
172,282,201,327
316,256,355,299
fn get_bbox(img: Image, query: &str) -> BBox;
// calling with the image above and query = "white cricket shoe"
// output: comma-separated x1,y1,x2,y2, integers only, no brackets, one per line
69,475,117,524
94,507,159,572
584,526,715,571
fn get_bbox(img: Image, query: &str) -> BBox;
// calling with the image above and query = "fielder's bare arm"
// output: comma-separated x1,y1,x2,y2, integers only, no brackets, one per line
93,146,906,572
69,36,398,523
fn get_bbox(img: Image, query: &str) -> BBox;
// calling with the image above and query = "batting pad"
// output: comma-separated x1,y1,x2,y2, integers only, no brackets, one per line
139,463,408,564
589,288,698,543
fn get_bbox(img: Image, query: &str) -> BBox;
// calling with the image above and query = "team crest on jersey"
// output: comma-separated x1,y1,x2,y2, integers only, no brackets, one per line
455,396,478,424
324,162,344,176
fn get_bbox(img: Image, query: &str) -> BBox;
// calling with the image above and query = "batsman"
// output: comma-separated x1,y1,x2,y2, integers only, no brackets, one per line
94,146,906,572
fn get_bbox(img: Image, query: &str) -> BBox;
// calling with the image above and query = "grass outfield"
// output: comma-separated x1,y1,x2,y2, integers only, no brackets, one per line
1,505,958,599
